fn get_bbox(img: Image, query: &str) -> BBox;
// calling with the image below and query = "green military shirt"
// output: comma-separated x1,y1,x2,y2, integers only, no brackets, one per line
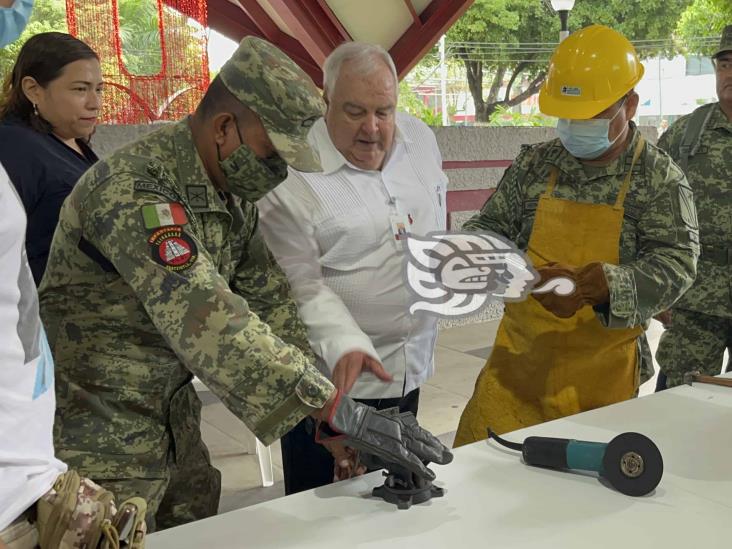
464,125,699,381
40,120,333,479
657,103,732,318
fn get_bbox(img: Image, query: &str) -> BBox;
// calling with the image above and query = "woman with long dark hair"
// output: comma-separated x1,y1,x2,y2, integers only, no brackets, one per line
0,32,102,284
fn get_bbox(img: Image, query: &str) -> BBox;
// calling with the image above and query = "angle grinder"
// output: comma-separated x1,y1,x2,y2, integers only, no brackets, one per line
488,428,663,497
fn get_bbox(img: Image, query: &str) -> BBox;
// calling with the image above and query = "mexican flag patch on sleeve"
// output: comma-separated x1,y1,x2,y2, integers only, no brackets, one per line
141,203,188,229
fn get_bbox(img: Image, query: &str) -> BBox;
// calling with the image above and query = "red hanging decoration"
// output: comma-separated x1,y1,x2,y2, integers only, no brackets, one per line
66,0,210,124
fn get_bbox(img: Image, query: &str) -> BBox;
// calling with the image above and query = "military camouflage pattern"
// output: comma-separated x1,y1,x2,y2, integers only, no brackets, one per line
36,470,129,549
101,436,220,533
464,124,699,381
713,24,732,58
39,120,334,528
0,515,38,547
218,138,288,203
656,309,732,387
656,103,732,318
654,102,732,387
60,477,115,549
219,36,325,172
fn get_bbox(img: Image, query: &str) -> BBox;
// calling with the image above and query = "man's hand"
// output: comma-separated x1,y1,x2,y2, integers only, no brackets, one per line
326,441,367,481
309,392,367,480
333,351,392,394
533,262,609,318
318,392,453,481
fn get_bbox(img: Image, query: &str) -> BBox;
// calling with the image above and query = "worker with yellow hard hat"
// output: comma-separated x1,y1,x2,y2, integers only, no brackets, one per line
454,25,699,447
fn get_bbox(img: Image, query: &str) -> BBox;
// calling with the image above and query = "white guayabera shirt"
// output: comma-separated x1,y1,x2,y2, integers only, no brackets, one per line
258,113,448,398
0,163,66,531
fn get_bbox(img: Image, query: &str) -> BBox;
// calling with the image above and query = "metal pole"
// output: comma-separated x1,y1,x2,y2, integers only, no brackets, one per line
440,35,448,126
558,10,569,42
658,57,663,125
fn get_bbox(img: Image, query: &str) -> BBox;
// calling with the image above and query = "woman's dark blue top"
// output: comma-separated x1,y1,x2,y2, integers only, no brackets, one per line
0,117,98,284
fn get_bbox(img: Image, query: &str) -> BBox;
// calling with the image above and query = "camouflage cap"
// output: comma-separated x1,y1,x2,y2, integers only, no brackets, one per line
712,25,732,59
219,36,324,172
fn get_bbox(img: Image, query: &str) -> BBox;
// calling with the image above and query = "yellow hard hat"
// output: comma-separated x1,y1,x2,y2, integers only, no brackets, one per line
539,25,644,120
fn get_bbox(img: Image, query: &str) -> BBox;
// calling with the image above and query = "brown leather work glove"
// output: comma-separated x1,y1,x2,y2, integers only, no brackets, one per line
533,262,609,318
654,309,673,328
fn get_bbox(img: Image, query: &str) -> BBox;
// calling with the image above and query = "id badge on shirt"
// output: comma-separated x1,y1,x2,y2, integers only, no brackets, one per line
390,213,413,241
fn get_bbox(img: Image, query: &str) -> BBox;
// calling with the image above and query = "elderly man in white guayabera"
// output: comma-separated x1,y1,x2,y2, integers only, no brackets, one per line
258,41,449,494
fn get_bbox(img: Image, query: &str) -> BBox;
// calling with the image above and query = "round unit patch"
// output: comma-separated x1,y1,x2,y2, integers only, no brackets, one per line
148,226,198,271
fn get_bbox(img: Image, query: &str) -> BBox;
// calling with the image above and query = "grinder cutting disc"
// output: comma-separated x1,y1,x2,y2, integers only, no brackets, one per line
602,432,663,497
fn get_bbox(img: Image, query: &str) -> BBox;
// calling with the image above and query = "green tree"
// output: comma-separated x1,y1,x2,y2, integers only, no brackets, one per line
447,0,691,122
118,0,206,80
118,0,163,75
0,0,203,82
397,80,457,126
676,0,730,55
488,104,555,127
0,0,67,81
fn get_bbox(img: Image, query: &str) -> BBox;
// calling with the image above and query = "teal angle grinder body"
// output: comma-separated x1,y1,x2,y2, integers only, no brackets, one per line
489,429,663,497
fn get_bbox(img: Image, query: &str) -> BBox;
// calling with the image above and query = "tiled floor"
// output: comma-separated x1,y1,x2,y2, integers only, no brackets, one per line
200,318,671,513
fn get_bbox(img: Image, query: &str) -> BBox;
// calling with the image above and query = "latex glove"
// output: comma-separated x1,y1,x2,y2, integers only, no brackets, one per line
533,262,609,318
654,310,673,328
319,392,453,481
333,351,392,394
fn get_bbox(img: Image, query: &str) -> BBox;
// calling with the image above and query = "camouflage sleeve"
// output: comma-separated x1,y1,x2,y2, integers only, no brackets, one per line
230,203,317,363
656,118,685,158
599,153,699,328
462,147,529,240
81,175,334,445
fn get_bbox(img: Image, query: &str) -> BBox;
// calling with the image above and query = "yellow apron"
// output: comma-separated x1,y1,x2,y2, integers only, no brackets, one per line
454,138,645,447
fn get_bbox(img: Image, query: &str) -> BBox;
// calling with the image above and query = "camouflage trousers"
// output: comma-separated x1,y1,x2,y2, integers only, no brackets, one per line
655,308,732,388
94,438,221,534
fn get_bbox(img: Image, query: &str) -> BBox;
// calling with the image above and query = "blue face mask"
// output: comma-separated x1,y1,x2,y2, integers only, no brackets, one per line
556,99,627,160
0,0,34,49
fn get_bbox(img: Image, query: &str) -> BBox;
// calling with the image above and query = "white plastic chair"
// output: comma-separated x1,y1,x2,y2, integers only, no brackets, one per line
255,438,274,487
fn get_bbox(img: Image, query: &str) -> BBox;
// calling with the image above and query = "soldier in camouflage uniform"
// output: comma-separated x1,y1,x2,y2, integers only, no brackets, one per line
38,37,452,532
454,26,699,447
654,26,732,389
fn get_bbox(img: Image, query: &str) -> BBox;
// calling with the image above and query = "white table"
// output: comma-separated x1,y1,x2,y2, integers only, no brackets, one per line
149,376,732,548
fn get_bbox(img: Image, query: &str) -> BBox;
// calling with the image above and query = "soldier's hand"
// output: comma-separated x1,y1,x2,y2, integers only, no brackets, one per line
654,309,673,328
318,392,453,481
333,351,392,394
533,262,609,318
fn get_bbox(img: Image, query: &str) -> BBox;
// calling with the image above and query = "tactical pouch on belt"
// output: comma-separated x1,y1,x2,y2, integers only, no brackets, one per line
35,470,147,549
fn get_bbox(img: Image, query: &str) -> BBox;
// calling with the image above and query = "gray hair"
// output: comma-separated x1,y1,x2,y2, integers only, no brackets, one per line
322,42,398,100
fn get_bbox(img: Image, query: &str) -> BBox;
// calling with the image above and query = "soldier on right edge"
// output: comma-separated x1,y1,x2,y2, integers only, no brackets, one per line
655,25,732,390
